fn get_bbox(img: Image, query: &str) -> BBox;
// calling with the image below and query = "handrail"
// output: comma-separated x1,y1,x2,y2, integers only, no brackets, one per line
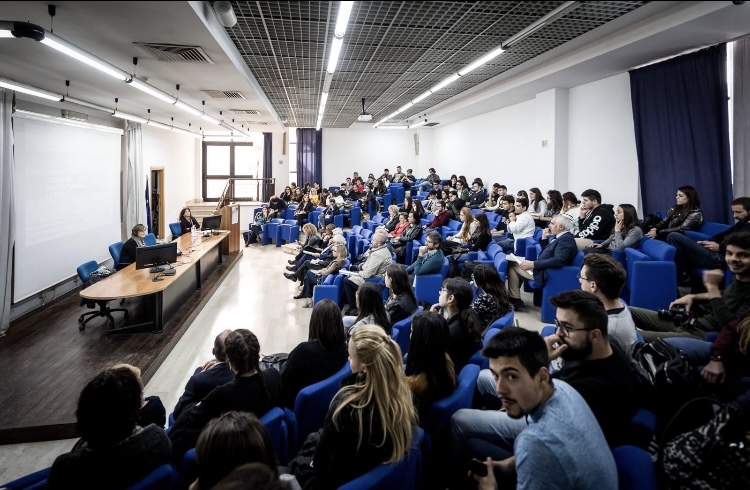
215,177,275,212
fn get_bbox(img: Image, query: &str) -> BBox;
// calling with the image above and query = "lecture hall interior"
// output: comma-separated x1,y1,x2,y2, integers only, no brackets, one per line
0,1,749,488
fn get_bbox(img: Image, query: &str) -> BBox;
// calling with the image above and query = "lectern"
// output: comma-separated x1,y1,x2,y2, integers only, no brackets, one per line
218,204,241,255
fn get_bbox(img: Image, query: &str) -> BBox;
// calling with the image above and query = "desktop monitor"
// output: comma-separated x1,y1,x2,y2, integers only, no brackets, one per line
202,214,222,231
135,242,178,271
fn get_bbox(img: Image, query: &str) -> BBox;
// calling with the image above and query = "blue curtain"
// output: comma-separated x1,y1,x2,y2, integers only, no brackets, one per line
630,44,732,223
296,128,322,187
262,132,272,202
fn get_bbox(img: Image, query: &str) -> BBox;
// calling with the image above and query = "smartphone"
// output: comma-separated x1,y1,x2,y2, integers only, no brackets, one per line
469,458,488,477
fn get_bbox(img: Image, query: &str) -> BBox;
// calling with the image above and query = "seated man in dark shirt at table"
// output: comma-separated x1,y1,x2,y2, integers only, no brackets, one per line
173,329,234,419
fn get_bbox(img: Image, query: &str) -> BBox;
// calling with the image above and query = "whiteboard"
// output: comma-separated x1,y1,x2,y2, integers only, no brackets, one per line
13,112,123,302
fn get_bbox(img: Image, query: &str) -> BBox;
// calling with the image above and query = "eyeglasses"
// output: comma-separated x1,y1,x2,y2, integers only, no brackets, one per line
439,288,449,294
554,319,596,335
577,273,591,282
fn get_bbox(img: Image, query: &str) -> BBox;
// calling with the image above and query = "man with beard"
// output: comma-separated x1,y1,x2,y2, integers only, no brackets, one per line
449,291,638,467
465,327,617,490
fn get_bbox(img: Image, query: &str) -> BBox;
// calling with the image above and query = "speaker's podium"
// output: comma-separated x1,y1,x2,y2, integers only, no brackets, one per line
217,203,241,255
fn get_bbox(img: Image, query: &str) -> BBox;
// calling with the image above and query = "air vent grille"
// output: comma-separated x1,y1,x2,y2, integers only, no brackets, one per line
230,109,261,115
424,122,439,127
201,90,246,99
61,109,88,122
134,43,214,63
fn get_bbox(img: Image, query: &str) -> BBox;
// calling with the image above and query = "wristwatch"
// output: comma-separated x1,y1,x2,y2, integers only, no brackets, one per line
709,355,723,363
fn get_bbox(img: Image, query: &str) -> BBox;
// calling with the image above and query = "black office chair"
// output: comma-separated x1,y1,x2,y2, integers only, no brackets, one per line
77,260,128,331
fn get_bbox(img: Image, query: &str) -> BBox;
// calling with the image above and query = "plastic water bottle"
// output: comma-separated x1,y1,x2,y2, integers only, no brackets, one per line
191,225,198,245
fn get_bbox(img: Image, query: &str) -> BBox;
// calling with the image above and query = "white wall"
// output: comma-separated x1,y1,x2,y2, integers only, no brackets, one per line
322,128,426,186
568,73,640,210
431,100,537,191
142,126,201,228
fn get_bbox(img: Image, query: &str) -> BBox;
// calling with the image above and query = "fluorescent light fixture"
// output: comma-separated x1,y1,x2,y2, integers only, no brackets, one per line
171,126,201,138
429,73,461,93
412,91,431,104
0,29,14,38
0,77,62,101
14,109,123,134
174,99,202,117
201,113,221,125
334,1,354,38
458,45,506,76
409,120,428,128
146,119,171,130
112,111,148,124
204,135,251,142
128,78,177,104
376,125,408,130
40,35,131,81
398,101,414,113
327,37,344,74
318,92,329,115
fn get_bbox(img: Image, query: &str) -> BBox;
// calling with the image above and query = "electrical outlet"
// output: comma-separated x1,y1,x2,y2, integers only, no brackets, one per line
541,140,548,148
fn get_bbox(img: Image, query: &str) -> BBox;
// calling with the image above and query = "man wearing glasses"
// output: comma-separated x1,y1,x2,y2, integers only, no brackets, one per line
449,291,638,476
406,231,445,278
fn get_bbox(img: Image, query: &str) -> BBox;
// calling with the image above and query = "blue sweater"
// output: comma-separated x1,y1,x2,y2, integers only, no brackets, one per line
407,249,445,276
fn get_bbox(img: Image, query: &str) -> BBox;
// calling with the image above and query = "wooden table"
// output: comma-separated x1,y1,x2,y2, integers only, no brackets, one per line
81,231,230,334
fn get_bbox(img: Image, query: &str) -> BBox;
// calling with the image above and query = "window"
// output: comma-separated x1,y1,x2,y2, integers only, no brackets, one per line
202,142,261,201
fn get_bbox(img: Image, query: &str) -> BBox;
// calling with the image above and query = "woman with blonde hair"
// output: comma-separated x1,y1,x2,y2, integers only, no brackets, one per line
447,207,475,244
298,325,417,489
117,224,147,270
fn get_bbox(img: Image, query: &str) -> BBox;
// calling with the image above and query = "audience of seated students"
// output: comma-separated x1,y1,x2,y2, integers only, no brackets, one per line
470,264,512,330
462,326,618,490
432,278,483,372
380,204,400,233
447,207,475,244
47,365,172,489
280,186,294,203
341,230,392,315
586,203,642,254
391,212,423,262
506,214,578,312
646,185,704,240
578,254,638,353
343,282,392,336
632,232,750,342
497,197,535,254
418,167,441,191
391,165,406,185
379,168,392,183
383,265,418,324
405,311,457,421
245,207,271,246
455,179,470,202
411,198,426,222
190,411,300,490
309,187,320,206
448,190,466,219
406,231,446,278
291,187,304,204
281,300,348,408
293,192,314,226
404,168,417,189
533,190,563,226
179,207,201,235
667,197,750,277
268,194,288,218
465,213,492,253
572,188,616,250
490,195,514,235
290,325,417,489
117,223,147,270
467,180,487,209
389,212,410,240
516,189,528,201
424,200,451,232
285,231,346,282
527,187,548,224
174,330,235,419
317,197,340,230
169,329,282,461
296,241,348,307
482,183,504,211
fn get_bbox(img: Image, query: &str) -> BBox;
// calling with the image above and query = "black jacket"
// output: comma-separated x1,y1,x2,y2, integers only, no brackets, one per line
576,204,616,241
654,207,703,238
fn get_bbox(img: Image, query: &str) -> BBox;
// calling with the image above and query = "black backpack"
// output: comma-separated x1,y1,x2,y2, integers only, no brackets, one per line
638,212,663,233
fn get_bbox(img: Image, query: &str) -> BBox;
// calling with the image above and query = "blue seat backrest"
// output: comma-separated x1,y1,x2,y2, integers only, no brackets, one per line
424,364,480,435
612,445,657,490
126,464,178,490
640,238,676,261
77,260,99,283
699,221,731,237
169,222,182,238
361,229,373,240
533,227,543,242
144,233,157,246
109,241,125,265
293,361,351,443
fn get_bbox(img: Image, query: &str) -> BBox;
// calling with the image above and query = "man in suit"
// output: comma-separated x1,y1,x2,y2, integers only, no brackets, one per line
506,214,578,311
173,330,234,419
318,197,340,229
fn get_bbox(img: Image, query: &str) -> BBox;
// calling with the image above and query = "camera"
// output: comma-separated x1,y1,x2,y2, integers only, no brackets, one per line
657,305,688,325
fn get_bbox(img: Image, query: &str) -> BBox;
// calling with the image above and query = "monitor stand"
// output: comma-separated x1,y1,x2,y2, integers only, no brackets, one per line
149,266,165,273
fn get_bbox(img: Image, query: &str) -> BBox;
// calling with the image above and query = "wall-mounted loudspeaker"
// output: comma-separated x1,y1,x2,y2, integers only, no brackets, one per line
282,132,287,155
414,133,419,156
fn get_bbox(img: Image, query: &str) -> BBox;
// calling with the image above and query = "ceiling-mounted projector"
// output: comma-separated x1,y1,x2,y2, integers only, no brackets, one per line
357,98,372,122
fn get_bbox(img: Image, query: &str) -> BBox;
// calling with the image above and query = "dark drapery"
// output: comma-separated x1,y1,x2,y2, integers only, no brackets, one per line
262,132,272,202
296,128,322,186
630,44,732,223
